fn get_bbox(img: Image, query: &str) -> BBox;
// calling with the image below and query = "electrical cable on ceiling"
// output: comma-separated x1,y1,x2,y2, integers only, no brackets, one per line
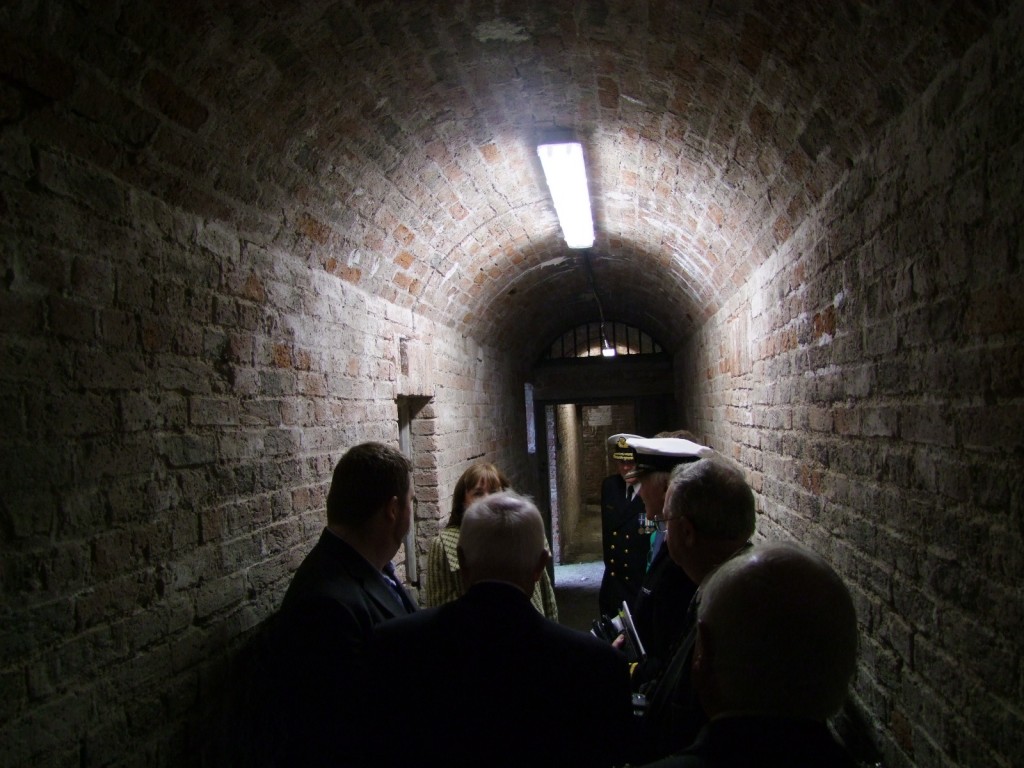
582,250,615,357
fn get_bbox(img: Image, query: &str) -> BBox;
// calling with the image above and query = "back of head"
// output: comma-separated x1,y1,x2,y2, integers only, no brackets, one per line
667,457,755,541
697,541,859,720
326,442,412,528
458,492,548,588
448,462,510,527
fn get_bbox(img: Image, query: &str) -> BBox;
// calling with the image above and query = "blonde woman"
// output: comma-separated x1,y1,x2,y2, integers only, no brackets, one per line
425,462,558,620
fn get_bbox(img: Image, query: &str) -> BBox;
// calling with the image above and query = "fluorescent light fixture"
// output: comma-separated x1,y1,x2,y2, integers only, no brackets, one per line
537,142,594,249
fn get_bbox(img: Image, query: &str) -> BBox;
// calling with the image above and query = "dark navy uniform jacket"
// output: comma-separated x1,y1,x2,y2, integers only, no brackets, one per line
599,473,651,616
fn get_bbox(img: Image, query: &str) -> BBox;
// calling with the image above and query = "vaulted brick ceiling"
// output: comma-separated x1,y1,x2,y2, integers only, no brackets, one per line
101,0,987,360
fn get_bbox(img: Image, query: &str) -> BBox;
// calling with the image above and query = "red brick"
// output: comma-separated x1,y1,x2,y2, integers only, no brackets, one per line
297,213,332,245
478,143,498,164
271,343,292,368
393,224,415,245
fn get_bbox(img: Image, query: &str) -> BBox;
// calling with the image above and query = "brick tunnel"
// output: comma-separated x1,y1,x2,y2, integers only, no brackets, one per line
1,2,1022,766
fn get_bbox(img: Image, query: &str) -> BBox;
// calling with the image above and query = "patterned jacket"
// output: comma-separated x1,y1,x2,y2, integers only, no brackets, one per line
425,526,559,620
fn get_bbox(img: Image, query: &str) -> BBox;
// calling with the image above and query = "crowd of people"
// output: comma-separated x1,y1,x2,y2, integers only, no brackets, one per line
263,436,861,767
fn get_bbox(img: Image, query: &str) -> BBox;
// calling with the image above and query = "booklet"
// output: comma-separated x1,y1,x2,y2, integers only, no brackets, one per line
590,601,647,664
618,600,646,663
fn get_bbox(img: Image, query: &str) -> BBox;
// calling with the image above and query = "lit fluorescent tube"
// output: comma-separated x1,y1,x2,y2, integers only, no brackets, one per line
537,142,595,249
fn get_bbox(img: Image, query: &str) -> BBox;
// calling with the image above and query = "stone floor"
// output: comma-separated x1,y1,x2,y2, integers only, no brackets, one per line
559,504,604,561
552,560,603,632
552,503,604,632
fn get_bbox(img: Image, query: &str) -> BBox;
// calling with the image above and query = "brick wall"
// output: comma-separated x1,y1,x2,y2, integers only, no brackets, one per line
1,221,530,764
678,9,1024,767
580,403,636,506
414,335,535,589
0,113,532,768
1,2,1021,767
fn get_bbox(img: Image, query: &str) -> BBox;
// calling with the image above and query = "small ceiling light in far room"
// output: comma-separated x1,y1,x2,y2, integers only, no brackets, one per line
601,325,616,357
537,141,595,249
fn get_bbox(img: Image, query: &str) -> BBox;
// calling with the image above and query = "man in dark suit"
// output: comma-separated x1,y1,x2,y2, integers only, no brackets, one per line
270,441,416,766
599,433,651,616
639,542,859,768
370,491,635,768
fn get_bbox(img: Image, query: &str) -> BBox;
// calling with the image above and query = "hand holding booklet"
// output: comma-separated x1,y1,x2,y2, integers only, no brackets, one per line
590,601,647,665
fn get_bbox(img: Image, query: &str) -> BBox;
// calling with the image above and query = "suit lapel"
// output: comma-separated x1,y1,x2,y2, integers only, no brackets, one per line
322,531,415,617
360,571,409,617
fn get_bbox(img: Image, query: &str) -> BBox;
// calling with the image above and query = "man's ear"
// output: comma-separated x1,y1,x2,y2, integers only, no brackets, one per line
383,495,399,522
677,514,698,547
532,550,551,583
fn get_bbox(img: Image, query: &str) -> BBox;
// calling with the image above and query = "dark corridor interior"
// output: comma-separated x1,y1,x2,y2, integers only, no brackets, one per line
2,3,1021,766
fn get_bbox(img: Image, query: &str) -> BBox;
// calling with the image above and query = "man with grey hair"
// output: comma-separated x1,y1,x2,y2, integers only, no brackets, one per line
370,491,635,767
636,456,757,760
662,457,757,585
640,541,859,767
456,489,551,591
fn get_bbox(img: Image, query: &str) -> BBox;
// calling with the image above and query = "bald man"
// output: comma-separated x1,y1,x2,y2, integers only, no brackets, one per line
370,491,635,767
641,541,859,767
